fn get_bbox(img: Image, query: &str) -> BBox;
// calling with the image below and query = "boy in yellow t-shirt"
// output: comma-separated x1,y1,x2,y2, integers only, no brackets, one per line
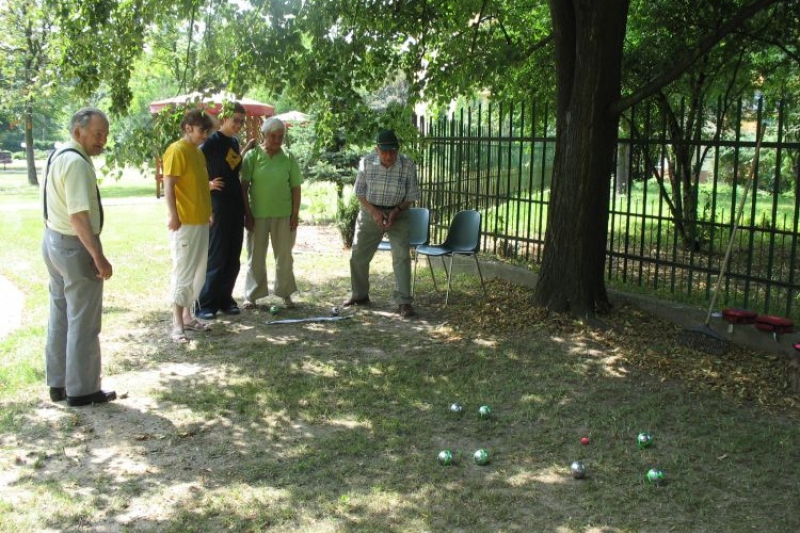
162,109,214,343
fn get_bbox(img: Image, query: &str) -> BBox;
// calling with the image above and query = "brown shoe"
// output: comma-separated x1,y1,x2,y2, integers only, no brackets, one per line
398,304,416,318
342,296,370,307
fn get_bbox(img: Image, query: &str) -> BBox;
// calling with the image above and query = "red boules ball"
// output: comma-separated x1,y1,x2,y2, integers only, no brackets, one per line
581,437,590,445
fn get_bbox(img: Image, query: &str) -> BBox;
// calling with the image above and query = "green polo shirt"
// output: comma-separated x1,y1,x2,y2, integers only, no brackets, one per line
241,146,302,218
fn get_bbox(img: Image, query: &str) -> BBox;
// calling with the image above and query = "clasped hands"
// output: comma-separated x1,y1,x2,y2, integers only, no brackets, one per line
373,207,398,230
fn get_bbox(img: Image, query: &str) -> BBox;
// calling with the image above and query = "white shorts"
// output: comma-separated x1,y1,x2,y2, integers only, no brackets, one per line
169,224,209,308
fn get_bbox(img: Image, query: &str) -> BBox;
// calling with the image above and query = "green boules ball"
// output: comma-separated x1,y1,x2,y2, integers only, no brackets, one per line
269,305,280,315
637,432,653,449
438,450,454,466
478,405,491,419
473,449,490,466
646,468,665,486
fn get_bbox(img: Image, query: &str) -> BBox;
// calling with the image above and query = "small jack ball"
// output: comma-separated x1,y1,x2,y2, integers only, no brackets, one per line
473,449,490,465
270,305,279,315
438,450,453,466
637,432,653,449
581,436,590,445
570,461,586,479
331,306,340,316
478,405,491,419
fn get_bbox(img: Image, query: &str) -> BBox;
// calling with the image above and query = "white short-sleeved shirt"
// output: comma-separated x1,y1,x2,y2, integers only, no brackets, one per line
43,141,101,235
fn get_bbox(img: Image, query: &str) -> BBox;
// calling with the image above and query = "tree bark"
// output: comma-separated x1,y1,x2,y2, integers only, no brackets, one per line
535,0,629,316
25,106,38,186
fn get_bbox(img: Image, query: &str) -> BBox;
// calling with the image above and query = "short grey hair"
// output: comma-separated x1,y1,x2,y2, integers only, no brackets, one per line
260,117,286,135
70,107,109,131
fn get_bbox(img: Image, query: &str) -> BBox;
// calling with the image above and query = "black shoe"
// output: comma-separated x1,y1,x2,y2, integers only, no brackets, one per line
49,387,67,402
67,390,117,407
342,296,370,307
196,309,217,320
223,305,241,315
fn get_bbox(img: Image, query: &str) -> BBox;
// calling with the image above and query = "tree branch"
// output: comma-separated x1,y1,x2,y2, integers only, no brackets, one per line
179,3,198,94
611,0,791,115
471,0,490,53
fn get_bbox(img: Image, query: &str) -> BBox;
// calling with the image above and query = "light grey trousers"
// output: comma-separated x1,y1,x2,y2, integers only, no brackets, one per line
349,208,412,305
42,228,104,397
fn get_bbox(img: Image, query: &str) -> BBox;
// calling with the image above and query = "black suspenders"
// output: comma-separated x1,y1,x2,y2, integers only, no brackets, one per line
43,148,104,230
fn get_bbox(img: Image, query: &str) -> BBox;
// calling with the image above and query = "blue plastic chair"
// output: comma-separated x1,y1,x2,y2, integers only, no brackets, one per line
377,207,430,252
413,209,486,306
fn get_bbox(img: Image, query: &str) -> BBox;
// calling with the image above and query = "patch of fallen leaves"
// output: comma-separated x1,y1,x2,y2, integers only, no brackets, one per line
438,278,800,412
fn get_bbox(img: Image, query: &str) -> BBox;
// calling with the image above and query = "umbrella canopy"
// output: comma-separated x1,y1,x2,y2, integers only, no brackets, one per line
148,92,274,117
272,110,311,125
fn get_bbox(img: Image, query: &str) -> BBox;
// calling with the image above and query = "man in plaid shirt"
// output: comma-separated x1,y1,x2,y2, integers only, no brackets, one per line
343,129,420,318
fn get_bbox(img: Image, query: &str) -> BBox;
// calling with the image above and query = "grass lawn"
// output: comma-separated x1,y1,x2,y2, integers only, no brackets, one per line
0,163,798,532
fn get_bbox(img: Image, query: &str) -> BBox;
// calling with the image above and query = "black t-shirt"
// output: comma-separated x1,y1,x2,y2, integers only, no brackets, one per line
201,131,243,204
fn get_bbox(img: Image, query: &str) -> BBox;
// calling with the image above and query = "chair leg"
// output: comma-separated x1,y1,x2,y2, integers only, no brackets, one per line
440,256,450,279
473,255,487,297
427,255,439,292
412,253,418,296
444,254,455,307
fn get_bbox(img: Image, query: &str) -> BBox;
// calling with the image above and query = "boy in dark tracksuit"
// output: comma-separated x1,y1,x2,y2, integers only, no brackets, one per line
195,102,254,318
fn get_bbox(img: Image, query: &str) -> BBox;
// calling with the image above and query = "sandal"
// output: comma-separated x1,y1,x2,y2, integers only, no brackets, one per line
171,327,189,343
184,319,211,332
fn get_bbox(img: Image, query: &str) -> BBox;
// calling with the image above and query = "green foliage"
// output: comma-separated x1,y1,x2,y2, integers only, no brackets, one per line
334,192,360,248
104,105,185,179
52,0,167,114
287,121,366,199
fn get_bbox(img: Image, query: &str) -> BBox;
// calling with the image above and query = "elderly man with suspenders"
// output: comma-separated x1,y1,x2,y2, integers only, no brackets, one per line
41,107,116,407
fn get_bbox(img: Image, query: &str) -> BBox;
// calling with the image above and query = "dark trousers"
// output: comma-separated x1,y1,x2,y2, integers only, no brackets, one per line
196,200,244,313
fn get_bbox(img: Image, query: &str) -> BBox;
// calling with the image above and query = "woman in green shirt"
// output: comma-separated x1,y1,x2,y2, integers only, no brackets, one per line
240,118,303,308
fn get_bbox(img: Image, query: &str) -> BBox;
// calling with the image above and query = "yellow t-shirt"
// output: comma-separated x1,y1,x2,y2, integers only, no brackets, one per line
162,139,211,224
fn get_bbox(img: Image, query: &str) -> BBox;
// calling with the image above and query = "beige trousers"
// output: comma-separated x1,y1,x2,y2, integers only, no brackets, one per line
244,217,297,302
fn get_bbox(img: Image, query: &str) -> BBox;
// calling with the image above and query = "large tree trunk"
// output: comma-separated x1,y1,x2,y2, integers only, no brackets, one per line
535,0,629,316
24,105,38,186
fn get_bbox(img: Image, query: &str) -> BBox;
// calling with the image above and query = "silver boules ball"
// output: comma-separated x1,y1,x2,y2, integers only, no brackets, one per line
570,461,586,479
449,402,463,414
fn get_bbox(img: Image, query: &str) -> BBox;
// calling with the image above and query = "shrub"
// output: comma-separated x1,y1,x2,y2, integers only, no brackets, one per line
335,193,360,248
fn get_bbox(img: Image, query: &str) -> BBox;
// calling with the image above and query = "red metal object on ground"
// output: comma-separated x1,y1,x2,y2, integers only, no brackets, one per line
755,315,794,341
722,308,758,334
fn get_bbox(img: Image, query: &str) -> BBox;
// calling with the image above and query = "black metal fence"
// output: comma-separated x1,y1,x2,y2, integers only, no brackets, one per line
416,98,800,319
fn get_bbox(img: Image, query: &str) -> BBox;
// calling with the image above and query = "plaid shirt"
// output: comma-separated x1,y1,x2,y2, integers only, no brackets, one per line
354,151,419,207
